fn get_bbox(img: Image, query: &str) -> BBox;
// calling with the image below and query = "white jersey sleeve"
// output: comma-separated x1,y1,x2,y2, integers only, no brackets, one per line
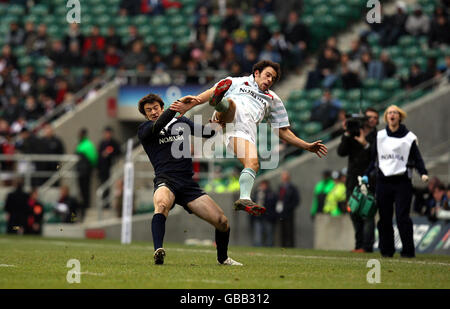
267,92,290,129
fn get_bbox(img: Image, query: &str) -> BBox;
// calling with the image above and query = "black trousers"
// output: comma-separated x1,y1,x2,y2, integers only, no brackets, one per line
376,176,414,257
280,216,295,248
350,213,375,252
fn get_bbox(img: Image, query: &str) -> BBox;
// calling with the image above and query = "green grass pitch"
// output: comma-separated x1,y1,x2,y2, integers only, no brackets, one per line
0,235,449,289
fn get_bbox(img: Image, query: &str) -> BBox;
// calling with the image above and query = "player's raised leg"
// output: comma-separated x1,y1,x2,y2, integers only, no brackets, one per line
152,186,175,265
230,137,266,216
187,195,242,265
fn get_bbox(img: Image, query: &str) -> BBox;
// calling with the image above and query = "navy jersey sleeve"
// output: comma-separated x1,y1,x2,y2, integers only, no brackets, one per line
409,141,428,176
138,109,177,141
178,117,216,138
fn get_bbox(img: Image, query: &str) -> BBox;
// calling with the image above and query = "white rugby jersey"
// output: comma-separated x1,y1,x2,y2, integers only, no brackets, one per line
215,75,290,129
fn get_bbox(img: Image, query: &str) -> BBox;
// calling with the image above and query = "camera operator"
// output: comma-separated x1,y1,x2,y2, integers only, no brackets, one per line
337,107,379,253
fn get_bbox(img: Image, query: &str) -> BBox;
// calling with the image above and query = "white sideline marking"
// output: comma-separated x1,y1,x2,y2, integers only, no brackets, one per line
0,264,16,267
1,238,449,267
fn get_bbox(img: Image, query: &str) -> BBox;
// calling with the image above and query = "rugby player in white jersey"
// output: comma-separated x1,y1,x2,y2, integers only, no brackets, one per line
171,60,328,216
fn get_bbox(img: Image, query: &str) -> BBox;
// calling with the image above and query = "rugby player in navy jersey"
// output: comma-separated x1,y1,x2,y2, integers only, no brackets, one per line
137,93,242,266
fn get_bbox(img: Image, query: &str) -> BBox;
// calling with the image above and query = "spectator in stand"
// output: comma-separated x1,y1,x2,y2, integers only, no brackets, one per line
123,40,147,70
413,176,442,216
55,185,79,223
250,180,277,247
340,64,362,90
47,39,66,67
273,0,303,24
97,126,121,209
248,14,272,50
221,7,241,35
283,11,310,73
64,41,82,67
268,30,289,69
4,178,29,234
428,183,449,222
0,45,18,71
6,21,25,48
405,5,430,36
41,123,65,184
23,95,44,122
10,116,27,135
254,0,274,15
119,0,141,16
104,45,122,68
54,79,70,106
27,24,51,56
259,42,281,64
248,27,265,53
105,26,123,51
379,51,397,79
240,44,259,74
379,1,408,47
25,188,44,235
3,95,21,124
64,23,84,52
125,25,143,52
83,25,106,58
275,171,300,248
348,38,369,62
305,44,340,89
403,63,427,89
23,21,37,48
429,14,450,47
141,0,165,15
310,88,342,130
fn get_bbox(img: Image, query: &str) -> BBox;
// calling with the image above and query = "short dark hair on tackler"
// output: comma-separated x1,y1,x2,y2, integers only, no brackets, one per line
138,93,164,116
252,60,281,83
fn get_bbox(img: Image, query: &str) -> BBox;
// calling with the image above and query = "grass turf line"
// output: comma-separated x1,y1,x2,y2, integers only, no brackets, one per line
0,235,449,289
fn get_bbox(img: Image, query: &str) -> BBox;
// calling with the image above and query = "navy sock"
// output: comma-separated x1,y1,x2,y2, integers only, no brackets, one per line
215,228,230,263
151,213,166,251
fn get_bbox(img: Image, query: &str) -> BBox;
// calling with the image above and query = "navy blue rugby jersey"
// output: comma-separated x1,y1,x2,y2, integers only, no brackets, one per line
138,110,215,177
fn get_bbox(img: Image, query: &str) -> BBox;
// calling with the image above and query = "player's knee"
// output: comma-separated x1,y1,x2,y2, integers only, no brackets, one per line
216,214,229,232
154,200,170,215
248,161,259,173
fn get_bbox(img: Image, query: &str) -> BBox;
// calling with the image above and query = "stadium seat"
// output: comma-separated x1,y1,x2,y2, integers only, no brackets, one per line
293,99,313,112
398,35,415,47
303,122,323,136
298,110,312,122
307,88,322,101
363,78,380,90
365,89,387,104
346,89,362,102
381,78,401,93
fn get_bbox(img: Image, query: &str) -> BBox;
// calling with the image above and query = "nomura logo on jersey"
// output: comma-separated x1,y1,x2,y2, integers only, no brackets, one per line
159,135,184,145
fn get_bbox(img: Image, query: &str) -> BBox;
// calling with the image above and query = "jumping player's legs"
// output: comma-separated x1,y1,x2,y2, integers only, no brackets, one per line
229,137,266,216
152,186,175,264
213,98,236,125
187,195,242,265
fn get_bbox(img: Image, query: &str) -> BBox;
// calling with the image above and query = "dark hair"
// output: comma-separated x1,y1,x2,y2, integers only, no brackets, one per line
252,60,281,83
138,93,164,116
364,107,378,114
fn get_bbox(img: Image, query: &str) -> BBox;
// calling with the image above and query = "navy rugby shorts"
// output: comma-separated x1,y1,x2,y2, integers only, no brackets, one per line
153,173,206,214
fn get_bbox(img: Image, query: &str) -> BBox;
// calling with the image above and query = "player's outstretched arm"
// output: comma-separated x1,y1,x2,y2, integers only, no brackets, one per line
278,127,328,158
170,87,216,117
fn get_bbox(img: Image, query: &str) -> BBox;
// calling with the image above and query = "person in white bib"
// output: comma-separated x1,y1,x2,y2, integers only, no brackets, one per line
364,105,428,258
170,60,328,216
